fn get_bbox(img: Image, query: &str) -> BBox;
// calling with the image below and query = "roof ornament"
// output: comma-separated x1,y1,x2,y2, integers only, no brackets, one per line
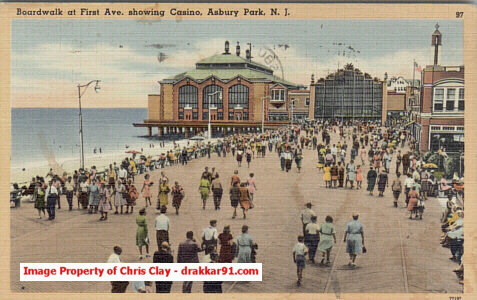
224,41,230,54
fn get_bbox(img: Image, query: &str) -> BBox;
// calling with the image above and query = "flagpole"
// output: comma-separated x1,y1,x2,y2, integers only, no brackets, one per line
412,59,416,91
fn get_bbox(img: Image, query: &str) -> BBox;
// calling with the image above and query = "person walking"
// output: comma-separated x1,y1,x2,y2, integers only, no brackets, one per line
246,147,253,168
236,147,243,167
338,162,345,188
211,174,223,210
237,225,255,263
126,180,138,214
346,160,357,189
239,183,251,219
88,179,100,214
157,180,170,210
114,179,127,214
293,235,308,286
284,148,293,172
229,181,241,219
45,179,59,220
34,182,46,219
318,215,336,265
64,176,74,211
366,166,378,195
330,163,339,188
218,226,234,263
136,208,150,259
247,173,257,203
323,164,332,188
177,231,203,293
377,170,389,197
153,242,173,293
356,165,363,189
300,202,316,236
108,246,129,293
404,174,415,206
202,220,219,254
391,173,403,207
199,173,211,210
304,215,320,264
141,174,153,207
98,182,112,221
407,186,419,219
171,181,185,215
295,146,303,173
155,206,170,250
344,213,365,268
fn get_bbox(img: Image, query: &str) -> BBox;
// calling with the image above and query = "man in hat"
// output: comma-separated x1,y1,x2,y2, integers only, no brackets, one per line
202,220,218,255
155,206,170,250
300,203,316,236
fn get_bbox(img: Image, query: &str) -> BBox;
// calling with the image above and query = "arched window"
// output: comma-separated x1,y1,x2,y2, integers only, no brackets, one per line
203,85,223,109
178,85,198,108
228,84,249,108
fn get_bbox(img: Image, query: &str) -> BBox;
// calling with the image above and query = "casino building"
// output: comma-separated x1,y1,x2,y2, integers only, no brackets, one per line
134,41,301,137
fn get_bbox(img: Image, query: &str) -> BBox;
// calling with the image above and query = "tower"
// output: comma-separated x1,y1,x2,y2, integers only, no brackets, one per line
431,23,442,65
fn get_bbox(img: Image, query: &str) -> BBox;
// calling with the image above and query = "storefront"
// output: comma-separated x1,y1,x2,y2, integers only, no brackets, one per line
428,125,464,153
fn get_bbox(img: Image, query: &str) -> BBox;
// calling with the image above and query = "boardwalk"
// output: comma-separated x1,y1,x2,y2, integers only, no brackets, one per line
11,131,462,293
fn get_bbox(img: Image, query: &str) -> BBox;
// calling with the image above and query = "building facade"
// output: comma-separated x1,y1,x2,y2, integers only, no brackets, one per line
410,24,464,153
387,76,420,93
309,64,387,123
138,41,300,137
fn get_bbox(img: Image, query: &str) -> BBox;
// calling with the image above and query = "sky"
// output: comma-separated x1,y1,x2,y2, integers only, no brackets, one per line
11,19,463,108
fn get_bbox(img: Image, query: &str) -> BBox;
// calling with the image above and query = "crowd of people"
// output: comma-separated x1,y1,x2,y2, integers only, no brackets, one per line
13,117,464,291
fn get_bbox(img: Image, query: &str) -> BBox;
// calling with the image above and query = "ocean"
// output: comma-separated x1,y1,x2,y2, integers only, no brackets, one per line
11,108,154,169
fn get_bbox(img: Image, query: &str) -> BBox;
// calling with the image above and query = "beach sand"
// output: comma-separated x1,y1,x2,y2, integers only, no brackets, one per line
10,137,219,185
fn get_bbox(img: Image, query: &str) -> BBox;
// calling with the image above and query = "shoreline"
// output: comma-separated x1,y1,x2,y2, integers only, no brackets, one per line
10,136,219,185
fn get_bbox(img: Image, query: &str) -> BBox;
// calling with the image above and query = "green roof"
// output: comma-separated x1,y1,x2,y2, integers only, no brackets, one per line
166,68,297,87
196,54,272,72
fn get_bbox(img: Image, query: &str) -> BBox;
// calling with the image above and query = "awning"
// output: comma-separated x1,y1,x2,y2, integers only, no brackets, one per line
404,120,415,127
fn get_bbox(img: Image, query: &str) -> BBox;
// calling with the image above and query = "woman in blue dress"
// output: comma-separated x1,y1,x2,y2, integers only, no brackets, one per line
88,179,100,214
344,213,365,268
237,225,254,263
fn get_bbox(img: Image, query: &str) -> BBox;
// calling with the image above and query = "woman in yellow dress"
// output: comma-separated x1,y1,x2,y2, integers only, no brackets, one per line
323,165,332,188
157,181,170,210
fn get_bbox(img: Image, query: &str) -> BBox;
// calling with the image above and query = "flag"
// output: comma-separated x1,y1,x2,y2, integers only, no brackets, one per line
414,62,422,73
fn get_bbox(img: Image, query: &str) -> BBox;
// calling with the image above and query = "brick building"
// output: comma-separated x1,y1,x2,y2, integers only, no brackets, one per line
409,24,464,153
136,41,301,137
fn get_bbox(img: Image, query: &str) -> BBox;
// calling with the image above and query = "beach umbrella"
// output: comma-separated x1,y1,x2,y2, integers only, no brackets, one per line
422,163,438,169
125,150,142,154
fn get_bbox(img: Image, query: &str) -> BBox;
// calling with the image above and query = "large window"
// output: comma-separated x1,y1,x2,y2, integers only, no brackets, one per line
228,84,249,108
458,88,464,111
433,88,444,112
446,88,456,111
178,85,198,108
203,85,223,109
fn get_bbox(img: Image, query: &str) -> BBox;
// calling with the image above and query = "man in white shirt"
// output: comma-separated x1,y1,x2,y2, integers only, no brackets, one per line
300,202,316,235
155,206,170,250
331,145,338,162
45,180,59,220
202,220,218,254
305,215,320,263
293,235,308,286
404,175,415,205
118,166,127,182
107,246,129,293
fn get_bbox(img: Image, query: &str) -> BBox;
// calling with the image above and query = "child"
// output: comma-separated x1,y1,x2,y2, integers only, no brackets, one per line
293,235,308,286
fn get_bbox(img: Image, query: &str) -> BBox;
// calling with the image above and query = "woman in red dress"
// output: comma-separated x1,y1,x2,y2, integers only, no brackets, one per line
218,226,234,263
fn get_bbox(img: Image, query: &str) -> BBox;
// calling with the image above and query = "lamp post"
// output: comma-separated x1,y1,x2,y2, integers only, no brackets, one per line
290,99,295,127
261,96,271,134
77,80,101,170
207,91,222,141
